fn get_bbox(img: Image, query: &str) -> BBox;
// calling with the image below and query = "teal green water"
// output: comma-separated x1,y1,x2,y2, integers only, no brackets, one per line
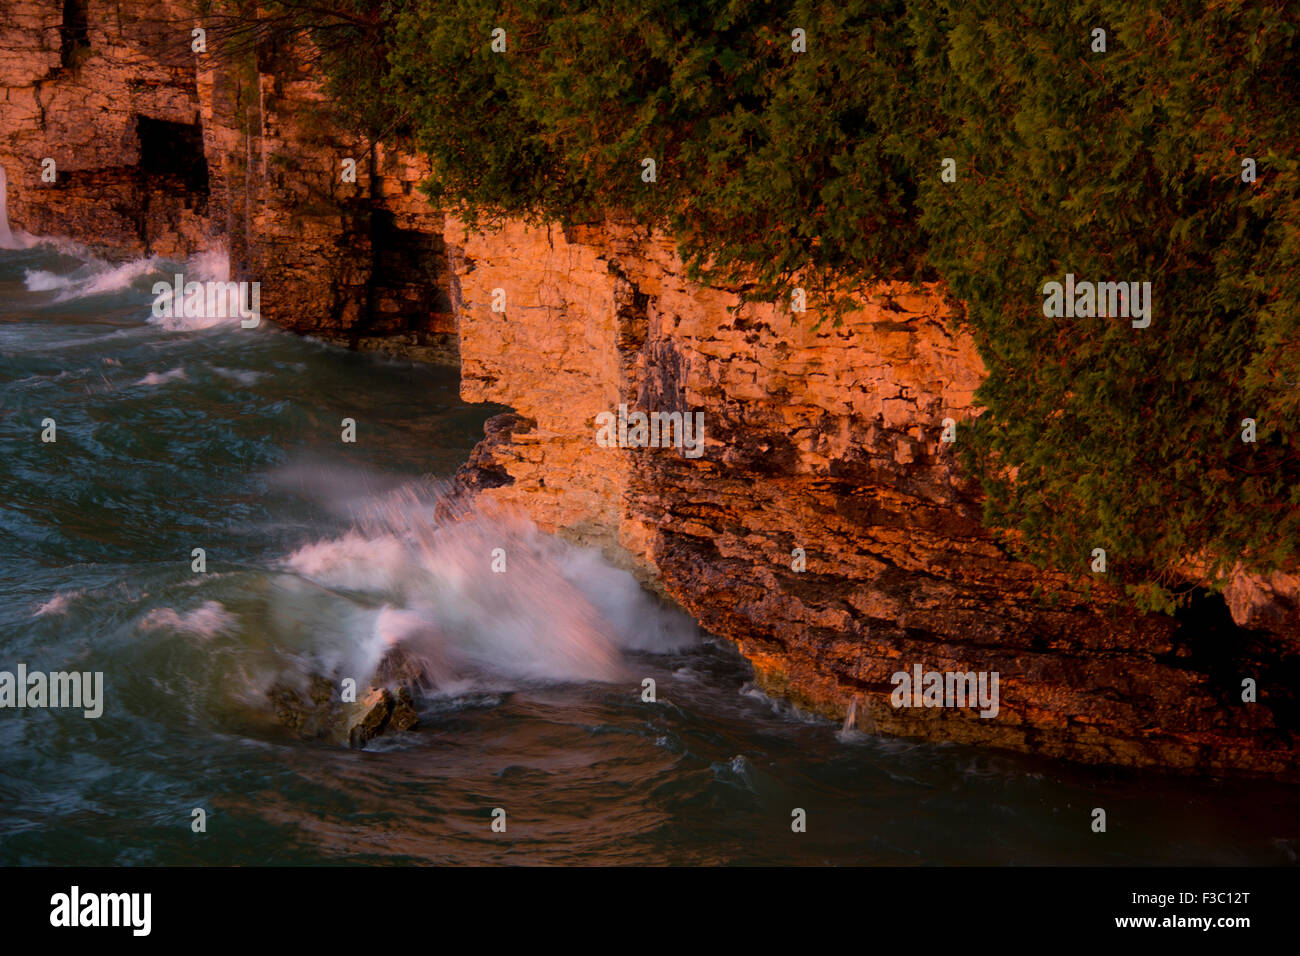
1,240,1298,866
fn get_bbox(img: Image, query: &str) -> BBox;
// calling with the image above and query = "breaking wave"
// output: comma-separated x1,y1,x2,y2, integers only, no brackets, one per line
16,238,236,328
276,481,699,692
25,255,161,301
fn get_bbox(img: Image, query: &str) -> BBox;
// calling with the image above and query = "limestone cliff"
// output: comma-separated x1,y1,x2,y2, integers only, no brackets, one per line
0,0,214,258
2,1,1296,778
447,218,1299,780
0,0,455,360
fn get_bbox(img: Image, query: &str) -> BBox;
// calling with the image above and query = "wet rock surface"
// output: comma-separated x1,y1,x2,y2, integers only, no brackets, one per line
269,647,425,750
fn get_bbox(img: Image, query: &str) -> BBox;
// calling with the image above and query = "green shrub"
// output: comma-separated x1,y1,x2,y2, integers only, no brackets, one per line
300,0,1300,609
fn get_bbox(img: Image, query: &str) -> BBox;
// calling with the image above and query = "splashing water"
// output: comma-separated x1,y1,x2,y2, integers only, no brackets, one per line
74,470,701,739
17,242,236,322
276,481,697,693
147,246,251,331
0,165,50,251
3,236,1299,867
186,247,231,283
25,254,160,301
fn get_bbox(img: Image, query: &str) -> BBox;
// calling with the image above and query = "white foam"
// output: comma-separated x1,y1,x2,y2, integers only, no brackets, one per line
134,367,188,386
188,247,231,283
33,589,83,617
147,246,244,330
23,269,74,292
24,254,160,302
285,532,412,593
148,307,240,331
211,366,265,386
278,482,699,690
76,256,160,297
140,601,237,639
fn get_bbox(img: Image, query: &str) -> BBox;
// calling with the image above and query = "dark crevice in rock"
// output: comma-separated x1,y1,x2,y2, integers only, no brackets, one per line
59,0,90,70
136,115,210,203
1162,589,1300,734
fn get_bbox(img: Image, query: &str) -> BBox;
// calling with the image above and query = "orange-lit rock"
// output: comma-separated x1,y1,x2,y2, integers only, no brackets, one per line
449,217,1300,780
3,3,1295,778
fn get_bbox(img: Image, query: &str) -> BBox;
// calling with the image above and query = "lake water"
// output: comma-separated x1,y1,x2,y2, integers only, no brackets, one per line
1,237,1297,866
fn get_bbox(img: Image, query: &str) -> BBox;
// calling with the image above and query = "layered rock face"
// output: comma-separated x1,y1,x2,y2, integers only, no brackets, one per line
3,3,1296,777
0,2,455,360
196,38,456,360
0,0,215,258
450,218,1299,780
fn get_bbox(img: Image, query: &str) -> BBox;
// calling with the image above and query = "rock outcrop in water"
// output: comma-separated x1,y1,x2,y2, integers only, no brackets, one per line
269,646,424,749
2,2,1296,777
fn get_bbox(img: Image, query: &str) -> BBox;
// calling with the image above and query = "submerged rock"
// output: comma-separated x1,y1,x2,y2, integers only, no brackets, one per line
346,685,421,748
347,688,395,749
389,686,420,732
268,675,342,740
270,646,427,749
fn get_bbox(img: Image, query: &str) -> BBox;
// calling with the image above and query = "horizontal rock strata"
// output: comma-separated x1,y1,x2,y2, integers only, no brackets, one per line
449,218,1299,780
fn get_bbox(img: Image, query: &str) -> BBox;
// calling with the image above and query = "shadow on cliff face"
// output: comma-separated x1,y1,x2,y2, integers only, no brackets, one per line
136,115,210,206
1164,590,1300,734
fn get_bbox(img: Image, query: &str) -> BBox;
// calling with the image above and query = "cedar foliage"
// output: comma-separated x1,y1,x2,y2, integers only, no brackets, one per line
298,0,1300,611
